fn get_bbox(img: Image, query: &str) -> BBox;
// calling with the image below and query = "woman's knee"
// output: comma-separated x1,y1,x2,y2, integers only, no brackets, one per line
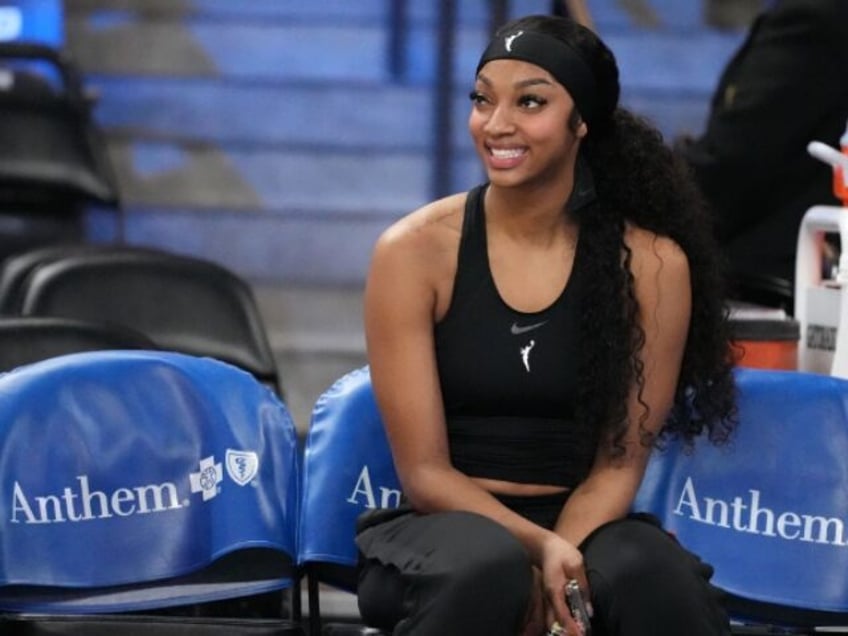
582,516,693,586
582,517,729,634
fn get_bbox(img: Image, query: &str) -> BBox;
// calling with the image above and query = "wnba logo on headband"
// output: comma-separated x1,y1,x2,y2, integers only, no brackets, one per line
477,29,597,126
504,30,524,52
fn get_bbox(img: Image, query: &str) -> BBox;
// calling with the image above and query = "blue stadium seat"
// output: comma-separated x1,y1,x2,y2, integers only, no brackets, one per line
298,366,399,636
0,350,303,633
634,368,848,633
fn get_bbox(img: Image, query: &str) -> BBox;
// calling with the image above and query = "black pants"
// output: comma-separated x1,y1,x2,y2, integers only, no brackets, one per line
355,502,730,635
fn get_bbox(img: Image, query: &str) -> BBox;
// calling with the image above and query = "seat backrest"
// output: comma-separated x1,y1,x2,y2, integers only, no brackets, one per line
298,366,402,592
0,41,119,206
16,248,281,393
0,350,300,613
0,243,81,314
634,368,848,627
0,315,157,372
0,244,174,314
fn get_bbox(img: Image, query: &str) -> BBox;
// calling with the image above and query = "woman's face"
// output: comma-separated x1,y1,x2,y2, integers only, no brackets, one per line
468,58,587,189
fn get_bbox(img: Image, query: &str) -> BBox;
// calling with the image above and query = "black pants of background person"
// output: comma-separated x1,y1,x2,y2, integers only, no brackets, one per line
356,495,730,635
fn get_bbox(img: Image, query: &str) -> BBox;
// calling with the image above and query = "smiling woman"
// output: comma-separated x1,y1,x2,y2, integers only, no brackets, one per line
356,13,737,636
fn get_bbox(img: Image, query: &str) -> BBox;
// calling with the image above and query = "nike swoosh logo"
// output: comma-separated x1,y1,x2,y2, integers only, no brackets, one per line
510,320,547,335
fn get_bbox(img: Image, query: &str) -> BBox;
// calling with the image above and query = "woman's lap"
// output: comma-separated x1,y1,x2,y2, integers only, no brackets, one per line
356,510,730,635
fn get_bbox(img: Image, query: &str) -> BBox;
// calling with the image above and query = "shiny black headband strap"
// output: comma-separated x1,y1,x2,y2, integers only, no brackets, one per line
476,30,596,126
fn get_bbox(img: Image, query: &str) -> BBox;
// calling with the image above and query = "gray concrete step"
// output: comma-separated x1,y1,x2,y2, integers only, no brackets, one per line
65,0,747,291
102,137,480,215
252,283,366,434
87,77,472,150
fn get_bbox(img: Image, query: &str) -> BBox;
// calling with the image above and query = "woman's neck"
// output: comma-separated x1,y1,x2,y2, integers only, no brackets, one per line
485,174,578,242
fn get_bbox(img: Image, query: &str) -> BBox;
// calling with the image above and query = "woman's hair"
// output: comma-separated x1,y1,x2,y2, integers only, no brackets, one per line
491,15,737,454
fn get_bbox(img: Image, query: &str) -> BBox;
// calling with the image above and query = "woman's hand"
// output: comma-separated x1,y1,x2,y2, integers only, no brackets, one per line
540,533,591,635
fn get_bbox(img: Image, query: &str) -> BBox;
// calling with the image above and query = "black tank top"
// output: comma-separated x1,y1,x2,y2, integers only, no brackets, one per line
434,184,596,487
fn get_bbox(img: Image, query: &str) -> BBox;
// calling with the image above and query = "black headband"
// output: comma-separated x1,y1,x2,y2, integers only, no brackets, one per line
476,30,596,127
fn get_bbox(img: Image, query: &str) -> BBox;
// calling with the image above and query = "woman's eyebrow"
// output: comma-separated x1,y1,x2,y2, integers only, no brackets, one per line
515,78,555,89
475,74,555,89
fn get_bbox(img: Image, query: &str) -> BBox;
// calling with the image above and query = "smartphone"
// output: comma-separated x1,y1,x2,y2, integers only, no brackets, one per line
565,579,592,635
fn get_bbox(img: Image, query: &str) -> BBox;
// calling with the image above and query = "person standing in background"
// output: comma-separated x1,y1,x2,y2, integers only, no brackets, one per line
674,0,848,310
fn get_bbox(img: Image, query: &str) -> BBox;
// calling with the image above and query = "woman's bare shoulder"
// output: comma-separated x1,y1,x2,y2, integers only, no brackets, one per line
365,193,467,334
372,192,467,268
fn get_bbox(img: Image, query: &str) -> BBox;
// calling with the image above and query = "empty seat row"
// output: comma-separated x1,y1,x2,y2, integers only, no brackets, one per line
2,348,848,635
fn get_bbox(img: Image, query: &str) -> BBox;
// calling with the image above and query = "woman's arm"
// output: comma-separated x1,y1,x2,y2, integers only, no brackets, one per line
364,207,551,549
554,230,692,547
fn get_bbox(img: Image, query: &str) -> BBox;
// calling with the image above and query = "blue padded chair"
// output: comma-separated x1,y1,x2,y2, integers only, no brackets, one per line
634,368,848,633
0,350,303,634
298,366,400,636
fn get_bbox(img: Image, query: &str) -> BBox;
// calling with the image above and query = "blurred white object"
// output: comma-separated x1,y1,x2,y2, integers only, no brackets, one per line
795,136,848,377
794,204,848,377
808,141,848,182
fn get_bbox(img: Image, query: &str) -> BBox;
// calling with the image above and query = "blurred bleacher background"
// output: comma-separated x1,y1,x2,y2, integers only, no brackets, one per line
1,0,756,432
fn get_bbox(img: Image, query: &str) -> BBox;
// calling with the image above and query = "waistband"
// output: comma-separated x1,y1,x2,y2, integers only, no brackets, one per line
447,414,595,489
